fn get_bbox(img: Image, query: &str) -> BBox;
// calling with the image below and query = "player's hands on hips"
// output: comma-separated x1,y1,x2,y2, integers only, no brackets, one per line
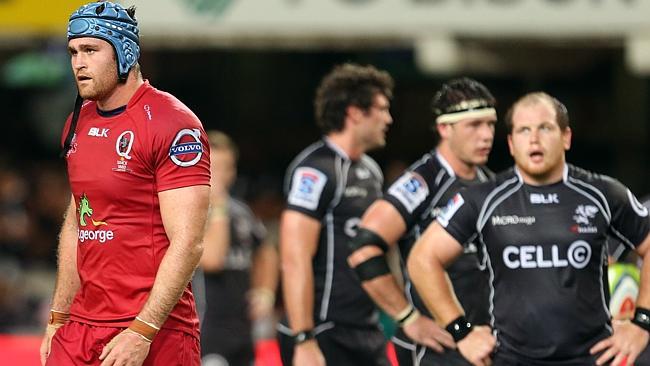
40,324,62,365
99,329,152,366
590,320,650,366
457,325,495,366
403,315,455,352
293,340,325,366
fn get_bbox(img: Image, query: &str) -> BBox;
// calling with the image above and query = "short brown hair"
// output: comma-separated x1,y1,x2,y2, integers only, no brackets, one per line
505,92,569,133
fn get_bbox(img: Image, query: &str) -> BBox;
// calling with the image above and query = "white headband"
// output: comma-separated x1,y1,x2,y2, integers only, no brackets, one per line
436,108,497,125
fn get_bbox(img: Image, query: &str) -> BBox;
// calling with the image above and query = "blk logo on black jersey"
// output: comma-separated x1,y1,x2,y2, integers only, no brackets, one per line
530,193,559,204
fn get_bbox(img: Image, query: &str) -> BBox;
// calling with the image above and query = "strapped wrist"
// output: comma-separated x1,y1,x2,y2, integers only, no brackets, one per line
48,309,70,326
632,307,650,333
293,329,315,345
445,316,473,342
395,304,420,327
128,317,160,342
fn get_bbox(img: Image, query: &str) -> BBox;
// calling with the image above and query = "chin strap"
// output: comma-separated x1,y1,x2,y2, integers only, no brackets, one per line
61,94,83,158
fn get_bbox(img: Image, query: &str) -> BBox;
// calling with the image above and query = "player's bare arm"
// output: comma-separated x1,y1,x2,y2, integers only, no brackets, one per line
249,239,279,320
280,210,325,366
40,195,80,365
199,201,231,272
592,232,650,366
348,199,454,352
408,222,495,365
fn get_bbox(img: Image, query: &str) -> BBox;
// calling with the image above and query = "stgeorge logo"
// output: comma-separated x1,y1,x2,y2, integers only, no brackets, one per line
503,240,591,270
530,193,559,204
88,127,109,138
169,129,204,167
491,215,536,226
77,194,114,244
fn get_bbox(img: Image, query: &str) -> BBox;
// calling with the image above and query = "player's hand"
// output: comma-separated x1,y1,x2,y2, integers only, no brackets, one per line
457,326,495,366
99,329,152,366
40,324,63,365
403,315,455,352
293,340,325,366
590,320,649,366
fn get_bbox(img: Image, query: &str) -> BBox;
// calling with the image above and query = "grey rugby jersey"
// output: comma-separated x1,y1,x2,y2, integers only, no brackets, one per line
283,138,383,327
384,151,492,329
439,164,650,363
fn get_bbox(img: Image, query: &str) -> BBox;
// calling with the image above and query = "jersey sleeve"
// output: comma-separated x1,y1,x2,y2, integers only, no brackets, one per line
152,111,211,192
284,160,336,220
604,178,650,248
436,189,481,248
384,169,431,230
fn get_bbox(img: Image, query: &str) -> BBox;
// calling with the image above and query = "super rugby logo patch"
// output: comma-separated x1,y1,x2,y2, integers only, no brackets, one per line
169,128,204,167
287,167,327,210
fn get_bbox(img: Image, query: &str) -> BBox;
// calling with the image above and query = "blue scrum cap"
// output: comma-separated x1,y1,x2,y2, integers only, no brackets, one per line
68,1,140,80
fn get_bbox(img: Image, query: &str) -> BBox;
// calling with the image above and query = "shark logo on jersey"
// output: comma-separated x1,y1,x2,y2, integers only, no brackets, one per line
288,167,327,211
355,167,371,180
387,172,429,214
571,205,598,234
627,189,649,217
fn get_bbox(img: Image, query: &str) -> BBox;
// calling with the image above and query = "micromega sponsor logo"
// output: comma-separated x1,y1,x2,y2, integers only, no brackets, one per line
491,215,536,226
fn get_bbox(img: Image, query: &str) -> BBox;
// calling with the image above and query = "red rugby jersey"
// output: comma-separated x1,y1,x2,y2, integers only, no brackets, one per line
62,81,210,337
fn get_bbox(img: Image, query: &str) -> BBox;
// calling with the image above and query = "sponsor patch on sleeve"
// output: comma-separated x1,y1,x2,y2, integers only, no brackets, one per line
387,172,429,213
168,128,204,167
287,167,328,211
437,193,465,228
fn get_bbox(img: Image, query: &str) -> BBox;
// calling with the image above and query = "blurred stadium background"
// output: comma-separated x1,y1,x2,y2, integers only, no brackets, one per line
1,0,649,364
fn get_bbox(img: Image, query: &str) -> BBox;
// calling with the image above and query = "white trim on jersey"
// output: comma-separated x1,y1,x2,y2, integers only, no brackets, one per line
435,150,456,177
598,244,614,328
324,136,350,160
319,156,350,321
477,176,522,232
361,154,384,182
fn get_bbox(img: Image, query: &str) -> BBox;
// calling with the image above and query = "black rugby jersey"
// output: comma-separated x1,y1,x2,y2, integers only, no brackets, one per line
201,198,266,354
384,151,492,328
283,138,384,327
439,164,650,363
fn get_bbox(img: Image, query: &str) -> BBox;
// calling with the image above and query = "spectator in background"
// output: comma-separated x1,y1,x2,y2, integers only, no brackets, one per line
198,131,279,366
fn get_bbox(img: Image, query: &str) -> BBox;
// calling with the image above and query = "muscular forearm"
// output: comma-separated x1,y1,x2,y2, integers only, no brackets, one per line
636,248,650,309
408,245,464,325
138,238,203,326
282,256,315,332
361,274,410,318
51,198,80,311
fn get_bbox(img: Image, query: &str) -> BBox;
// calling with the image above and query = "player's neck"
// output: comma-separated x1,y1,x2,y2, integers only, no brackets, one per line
516,161,566,186
436,144,476,180
96,74,144,111
326,132,364,160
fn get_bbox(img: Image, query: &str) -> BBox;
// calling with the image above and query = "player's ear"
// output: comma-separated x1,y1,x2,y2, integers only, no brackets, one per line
562,127,572,151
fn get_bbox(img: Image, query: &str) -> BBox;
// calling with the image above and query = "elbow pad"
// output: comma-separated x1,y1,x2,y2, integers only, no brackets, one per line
354,255,391,282
348,228,389,253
